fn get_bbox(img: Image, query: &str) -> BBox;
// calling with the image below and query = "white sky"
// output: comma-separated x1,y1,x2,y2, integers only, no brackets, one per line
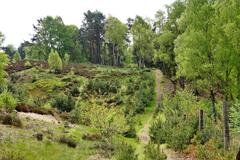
0,0,175,47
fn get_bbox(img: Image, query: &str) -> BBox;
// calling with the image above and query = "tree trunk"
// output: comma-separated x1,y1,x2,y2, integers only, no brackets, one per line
199,109,204,131
223,98,230,150
237,70,240,100
113,44,117,66
210,89,217,122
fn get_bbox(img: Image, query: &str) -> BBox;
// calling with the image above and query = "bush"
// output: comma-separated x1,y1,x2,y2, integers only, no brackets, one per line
114,142,137,160
52,94,75,112
2,113,22,127
124,118,136,138
70,87,80,97
48,49,63,73
63,53,70,64
24,60,32,68
87,79,120,94
70,105,82,124
145,142,167,160
150,90,199,150
0,92,17,112
0,53,9,92
12,52,21,63
82,133,101,141
58,136,77,148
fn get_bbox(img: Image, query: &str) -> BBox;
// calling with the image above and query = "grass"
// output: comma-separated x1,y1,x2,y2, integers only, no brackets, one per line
2,63,157,159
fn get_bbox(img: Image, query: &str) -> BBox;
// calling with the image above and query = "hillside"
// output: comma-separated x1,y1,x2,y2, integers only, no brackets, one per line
0,60,155,160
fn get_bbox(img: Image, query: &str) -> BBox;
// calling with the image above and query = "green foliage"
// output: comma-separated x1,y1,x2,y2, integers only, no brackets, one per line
0,53,9,91
131,16,155,67
126,72,155,114
12,52,21,63
0,92,17,112
24,60,32,68
230,100,240,132
150,90,198,150
48,50,63,73
87,79,120,95
114,142,138,160
144,142,167,160
104,16,128,66
51,94,75,112
63,53,70,64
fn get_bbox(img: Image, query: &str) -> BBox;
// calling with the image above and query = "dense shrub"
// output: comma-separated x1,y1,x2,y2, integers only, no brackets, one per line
87,79,120,94
2,113,22,128
125,71,155,114
0,92,17,112
124,118,136,138
70,87,80,97
82,133,101,141
58,136,77,148
48,50,63,73
24,60,32,68
12,52,21,63
114,142,137,160
150,90,199,150
63,53,70,64
52,94,75,112
70,106,82,124
144,142,167,160
196,139,234,160
0,53,9,92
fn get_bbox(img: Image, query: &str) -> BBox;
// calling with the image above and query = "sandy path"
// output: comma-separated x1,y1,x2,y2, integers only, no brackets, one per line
17,112,60,124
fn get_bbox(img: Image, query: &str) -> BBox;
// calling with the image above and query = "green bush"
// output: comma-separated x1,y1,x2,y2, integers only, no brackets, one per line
70,105,83,124
70,87,80,97
0,92,17,112
48,49,63,73
144,142,167,160
0,53,9,92
12,52,21,63
114,142,137,160
150,90,199,150
124,118,136,138
125,72,155,114
51,94,75,112
87,79,120,94
63,53,70,64
24,60,32,68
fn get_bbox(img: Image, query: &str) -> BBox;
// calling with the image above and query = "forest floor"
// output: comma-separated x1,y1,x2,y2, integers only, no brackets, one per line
137,69,194,160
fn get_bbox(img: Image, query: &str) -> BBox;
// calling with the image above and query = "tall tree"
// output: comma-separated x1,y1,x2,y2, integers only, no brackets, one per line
213,0,240,150
131,16,155,67
80,10,105,64
32,16,66,59
154,0,186,78
104,16,128,66
174,0,217,120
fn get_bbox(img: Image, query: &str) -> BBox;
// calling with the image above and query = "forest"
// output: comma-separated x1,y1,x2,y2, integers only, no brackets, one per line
0,0,240,159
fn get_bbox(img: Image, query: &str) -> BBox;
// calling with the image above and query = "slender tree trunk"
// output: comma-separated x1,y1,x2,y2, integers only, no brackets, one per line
237,70,240,100
199,109,204,131
113,44,116,66
210,89,217,122
223,98,230,150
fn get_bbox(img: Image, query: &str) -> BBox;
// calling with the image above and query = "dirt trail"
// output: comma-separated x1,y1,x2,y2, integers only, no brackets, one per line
17,112,60,124
137,69,193,160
